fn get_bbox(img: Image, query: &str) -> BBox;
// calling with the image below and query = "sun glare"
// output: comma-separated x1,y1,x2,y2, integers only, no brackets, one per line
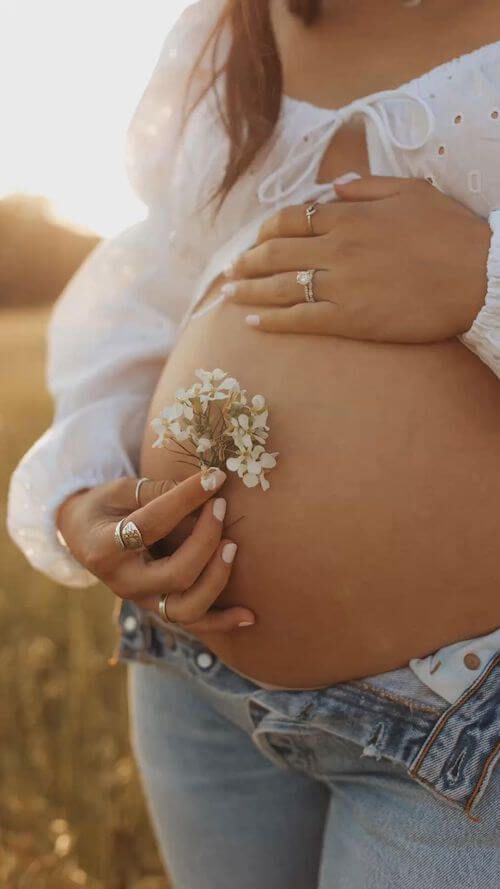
0,1,192,236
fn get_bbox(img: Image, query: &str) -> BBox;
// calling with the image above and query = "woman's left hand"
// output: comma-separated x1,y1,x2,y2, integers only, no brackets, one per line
221,176,492,343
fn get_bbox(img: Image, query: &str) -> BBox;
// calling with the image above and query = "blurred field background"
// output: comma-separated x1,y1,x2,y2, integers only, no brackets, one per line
1,310,169,888
1,2,194,886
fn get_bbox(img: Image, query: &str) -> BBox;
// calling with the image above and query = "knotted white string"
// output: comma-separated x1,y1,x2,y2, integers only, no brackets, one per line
257,89,435,206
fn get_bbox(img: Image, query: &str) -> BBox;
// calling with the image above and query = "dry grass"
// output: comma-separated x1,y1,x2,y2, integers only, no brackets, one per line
0,309,168,889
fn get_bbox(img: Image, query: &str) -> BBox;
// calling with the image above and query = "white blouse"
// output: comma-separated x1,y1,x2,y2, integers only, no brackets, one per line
7,0,500,704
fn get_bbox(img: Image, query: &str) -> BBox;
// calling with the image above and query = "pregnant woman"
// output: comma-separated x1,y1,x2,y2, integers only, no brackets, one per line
8,0,500,886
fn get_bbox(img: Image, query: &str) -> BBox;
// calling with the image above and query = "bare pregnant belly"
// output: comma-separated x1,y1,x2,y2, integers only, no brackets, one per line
140,284,500,688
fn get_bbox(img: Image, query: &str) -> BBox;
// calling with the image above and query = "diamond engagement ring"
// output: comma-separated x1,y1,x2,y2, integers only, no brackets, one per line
296,269,317,303
305,201,319,234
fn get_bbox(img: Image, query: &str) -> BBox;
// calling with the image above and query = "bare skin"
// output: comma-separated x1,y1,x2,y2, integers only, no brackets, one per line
141,0,500,687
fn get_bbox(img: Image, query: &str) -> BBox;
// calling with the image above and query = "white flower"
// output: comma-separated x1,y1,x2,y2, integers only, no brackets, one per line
226,445,278,490
160,403,183,422
196,437,213,454
252,394,266,410
151,369,278,492
243,473,260,488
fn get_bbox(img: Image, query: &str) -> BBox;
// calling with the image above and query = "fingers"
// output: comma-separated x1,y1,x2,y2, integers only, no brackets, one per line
112,494,230,598
139,599,255,634
136,477,178,507
171,540,239,624
141,498,227,593
221,270,333,309
227,237,327,280
136,538,254,633
333,174,408,202
243,301,340,335
113,469,227,549
255,203,335,242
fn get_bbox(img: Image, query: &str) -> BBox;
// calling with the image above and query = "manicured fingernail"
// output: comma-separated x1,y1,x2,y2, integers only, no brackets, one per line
238,619,254,627
220,282,237,299
333,172,358,185
222,542,238,564
200,468,226,491
245,314,260,327
223,262,235,277
213,498,227,522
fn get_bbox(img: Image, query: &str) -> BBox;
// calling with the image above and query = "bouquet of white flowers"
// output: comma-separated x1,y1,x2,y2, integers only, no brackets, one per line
151,369,279,492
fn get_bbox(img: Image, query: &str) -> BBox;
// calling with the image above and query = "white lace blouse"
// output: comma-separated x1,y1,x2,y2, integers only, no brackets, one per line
7,0,500,704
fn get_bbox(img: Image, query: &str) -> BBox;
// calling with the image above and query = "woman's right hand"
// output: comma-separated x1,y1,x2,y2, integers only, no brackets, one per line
56,470,255,633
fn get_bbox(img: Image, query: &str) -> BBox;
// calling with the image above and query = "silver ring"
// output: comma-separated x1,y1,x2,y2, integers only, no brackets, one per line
158,591,177,624
114,518,127,551
116,519,145,551
305,201,319,234
296,269,317,303
135,477,151,507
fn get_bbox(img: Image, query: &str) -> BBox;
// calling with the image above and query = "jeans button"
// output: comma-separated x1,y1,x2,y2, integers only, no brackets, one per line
196,651,215,670
123,616,138,635
463,652,481,670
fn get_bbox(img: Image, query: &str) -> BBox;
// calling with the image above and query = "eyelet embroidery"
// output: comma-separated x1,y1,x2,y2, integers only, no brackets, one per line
468,170,481,193
453,113,463,124
425,175,434,184
437,144,446,156
491,109,499,120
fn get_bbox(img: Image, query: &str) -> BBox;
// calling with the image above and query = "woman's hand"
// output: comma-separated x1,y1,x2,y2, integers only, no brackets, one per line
221,175,492,343
56,471,255,633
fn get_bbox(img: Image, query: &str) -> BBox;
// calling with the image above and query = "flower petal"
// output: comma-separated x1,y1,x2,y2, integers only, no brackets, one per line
260,453,277,469
243,473,259,488
246,460,262,475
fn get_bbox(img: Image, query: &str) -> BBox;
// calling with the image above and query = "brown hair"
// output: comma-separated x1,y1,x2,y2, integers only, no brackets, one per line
183,0,322,211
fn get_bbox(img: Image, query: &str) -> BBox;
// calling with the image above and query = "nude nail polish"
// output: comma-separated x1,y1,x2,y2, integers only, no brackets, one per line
200,467,226,491
245,314,261,327
222,542,238,564
213,498,227,522
238,620,254,627
221,282,237,299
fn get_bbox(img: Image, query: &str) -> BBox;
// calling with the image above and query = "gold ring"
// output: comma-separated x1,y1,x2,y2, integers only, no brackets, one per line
296,269,317,303
158,592,177,624
135,477,151,507
305,201,319,234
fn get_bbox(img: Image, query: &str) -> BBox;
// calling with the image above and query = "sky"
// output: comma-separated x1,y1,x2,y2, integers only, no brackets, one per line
0,1,193,235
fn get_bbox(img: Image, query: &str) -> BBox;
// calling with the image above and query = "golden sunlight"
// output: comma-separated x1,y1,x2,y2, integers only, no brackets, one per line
0,0,193,236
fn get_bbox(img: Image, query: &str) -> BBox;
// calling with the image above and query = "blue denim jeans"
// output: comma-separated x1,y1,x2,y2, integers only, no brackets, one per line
118,601,500,889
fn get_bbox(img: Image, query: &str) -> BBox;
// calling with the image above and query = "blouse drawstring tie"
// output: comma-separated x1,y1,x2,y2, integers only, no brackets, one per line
257,88,435,206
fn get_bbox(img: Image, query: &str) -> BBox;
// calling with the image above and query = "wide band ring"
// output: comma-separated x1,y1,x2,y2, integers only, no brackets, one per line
305,201,319,235
114,517,145,552
158,591,177,624
296,269,317,303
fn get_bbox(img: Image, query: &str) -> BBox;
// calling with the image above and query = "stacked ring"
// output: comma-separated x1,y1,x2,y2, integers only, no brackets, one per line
296,269,317,303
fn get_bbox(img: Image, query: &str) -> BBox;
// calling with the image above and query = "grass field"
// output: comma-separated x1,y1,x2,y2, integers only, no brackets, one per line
0,309,168,889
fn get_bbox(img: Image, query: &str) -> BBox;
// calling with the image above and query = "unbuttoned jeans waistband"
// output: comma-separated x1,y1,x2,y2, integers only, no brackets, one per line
116,600,500,824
